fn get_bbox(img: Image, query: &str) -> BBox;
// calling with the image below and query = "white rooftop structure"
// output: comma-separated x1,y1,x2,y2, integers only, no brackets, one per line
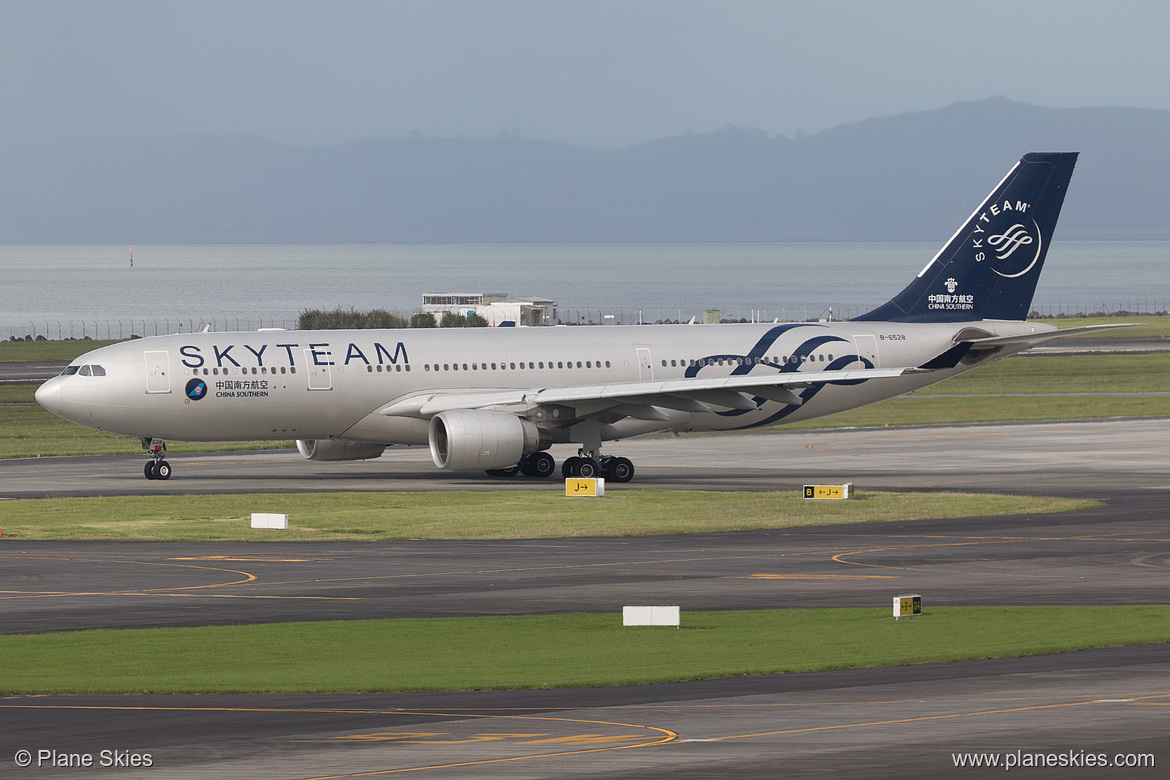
420,293,557,326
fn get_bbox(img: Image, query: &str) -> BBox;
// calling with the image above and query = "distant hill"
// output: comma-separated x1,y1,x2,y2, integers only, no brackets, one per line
2,98,1169,242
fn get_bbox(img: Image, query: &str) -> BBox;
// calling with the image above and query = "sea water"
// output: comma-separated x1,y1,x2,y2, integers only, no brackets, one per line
1,241,1167,339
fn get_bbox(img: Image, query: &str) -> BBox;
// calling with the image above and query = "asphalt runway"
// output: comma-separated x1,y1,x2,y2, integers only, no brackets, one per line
1,418,1168,777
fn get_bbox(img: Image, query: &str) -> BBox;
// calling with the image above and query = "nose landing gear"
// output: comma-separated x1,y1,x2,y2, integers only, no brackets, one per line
142,437,171,480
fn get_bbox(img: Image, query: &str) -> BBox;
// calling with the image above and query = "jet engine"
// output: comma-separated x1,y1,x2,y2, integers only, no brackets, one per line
428,409,543,470
296,439,387,461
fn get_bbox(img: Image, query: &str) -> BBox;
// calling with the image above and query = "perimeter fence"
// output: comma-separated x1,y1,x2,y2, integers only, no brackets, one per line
3,299,1168,342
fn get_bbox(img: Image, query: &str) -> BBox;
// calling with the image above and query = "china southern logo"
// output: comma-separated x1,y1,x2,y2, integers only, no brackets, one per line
185,378,207,401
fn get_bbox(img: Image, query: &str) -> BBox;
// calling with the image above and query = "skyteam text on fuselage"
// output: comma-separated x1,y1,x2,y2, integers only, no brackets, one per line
36,153,1129,483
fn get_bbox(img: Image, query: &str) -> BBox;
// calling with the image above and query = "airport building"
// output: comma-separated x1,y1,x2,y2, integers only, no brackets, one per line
420,293,558,326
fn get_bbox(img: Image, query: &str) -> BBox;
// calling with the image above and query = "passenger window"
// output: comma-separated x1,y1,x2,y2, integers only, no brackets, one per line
462,363,468,371
539,362,544,369
576,361,582,368
586,361,591,368
605,360,611,368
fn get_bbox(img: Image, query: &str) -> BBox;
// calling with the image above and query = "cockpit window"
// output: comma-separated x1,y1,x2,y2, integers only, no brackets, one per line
60,364,106,377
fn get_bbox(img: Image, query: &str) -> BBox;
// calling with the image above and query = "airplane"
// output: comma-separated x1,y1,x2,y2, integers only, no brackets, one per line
35,152,1129,483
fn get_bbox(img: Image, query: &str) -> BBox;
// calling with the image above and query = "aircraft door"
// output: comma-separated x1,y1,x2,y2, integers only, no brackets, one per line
304,349,333,390
144,350,171,394
852,335,879,368
636,347,653,380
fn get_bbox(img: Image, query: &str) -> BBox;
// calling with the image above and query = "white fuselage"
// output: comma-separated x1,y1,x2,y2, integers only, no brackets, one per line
36,319,1052,446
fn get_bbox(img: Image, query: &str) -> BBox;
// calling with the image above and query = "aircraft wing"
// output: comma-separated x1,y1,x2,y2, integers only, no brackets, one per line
380,366,922,420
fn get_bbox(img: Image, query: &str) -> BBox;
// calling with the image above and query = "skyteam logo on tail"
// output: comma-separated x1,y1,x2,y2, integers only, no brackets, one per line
972,200,1042,279
989,223,1033,259
986,219,1043,278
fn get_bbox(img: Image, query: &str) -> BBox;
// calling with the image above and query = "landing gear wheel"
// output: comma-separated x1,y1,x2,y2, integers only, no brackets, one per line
605,457,634,483
575,458,599,478
485,466,520,477
144,461,157,480
561,456,581,478
155,460,172,480
520,451,556,478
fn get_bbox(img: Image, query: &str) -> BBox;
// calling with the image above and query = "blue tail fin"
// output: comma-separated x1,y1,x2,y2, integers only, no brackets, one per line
855,152,1078,323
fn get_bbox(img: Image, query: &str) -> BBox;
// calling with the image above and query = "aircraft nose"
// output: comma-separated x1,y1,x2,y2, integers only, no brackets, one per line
35,377,62,415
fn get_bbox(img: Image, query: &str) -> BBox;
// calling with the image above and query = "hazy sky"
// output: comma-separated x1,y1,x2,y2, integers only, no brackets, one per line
3,0,1169,149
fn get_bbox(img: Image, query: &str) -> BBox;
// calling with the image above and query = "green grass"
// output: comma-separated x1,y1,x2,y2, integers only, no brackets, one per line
781,394,1170,430
1047,315,1170,339
0,384,37,403
0,405,289,458
0,491,1096,541
776,352,1170,430
1,606,1166,694
912,352,1170,394
0,339,119,362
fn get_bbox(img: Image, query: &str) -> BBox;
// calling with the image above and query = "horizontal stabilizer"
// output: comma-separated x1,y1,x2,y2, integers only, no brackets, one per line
967,323,1136,348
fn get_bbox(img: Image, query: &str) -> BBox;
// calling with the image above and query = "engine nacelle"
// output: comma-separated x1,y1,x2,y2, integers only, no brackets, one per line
296,439,387,461
428,410,542,471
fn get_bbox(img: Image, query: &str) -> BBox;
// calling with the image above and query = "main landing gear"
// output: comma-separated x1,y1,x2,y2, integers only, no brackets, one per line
484,450,635,483
562,452,634,483
485,451,556,479
142,437,171,481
